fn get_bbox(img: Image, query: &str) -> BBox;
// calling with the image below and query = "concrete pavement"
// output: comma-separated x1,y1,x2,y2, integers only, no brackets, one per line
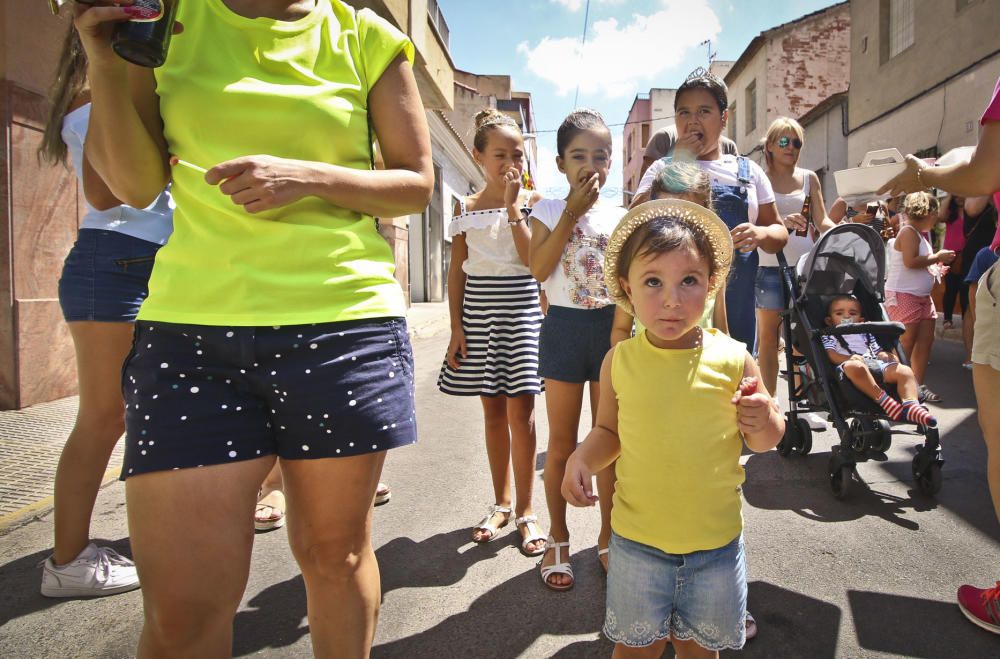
1,312,999,657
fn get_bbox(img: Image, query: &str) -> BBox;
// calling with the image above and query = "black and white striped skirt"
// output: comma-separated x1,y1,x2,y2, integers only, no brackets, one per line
437,275,543,397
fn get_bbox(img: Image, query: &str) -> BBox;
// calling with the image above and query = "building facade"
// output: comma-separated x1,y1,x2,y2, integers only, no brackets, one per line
622,94,651,205
846,0,1000,171
724,2,851,164
797,92,849,206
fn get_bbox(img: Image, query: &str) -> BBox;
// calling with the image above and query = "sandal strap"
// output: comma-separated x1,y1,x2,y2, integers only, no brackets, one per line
597,547,610,556
516,517,547,546
473,504,512,533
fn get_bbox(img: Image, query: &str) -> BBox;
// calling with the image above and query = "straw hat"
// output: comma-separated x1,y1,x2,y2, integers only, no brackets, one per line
604,199,733,317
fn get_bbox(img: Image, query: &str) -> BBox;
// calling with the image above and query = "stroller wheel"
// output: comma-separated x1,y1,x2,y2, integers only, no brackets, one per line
794,417,813,456
875,419,892,453
912,455,943,496
778,416,801,457
829,457,852,500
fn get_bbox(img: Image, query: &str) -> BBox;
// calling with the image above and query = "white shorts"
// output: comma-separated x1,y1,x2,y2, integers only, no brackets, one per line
972,262,1000,371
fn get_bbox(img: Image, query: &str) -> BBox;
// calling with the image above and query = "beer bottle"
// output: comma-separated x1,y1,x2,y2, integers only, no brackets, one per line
797,192,810,237
112,0,179,68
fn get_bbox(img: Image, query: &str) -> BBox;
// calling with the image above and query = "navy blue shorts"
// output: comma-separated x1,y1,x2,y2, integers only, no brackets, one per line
58,229,161,322
754,266,787,311
121,318,417,478
537,305,615,383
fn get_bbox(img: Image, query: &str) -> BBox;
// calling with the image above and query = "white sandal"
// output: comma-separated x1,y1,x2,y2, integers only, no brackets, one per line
597,546,610,572
515,515,547,557
539,536,574,591
472,504,512,543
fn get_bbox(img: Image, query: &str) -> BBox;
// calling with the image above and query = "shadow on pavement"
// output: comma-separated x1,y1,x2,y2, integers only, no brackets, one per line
0,537,134,628
744,451,931,530
726,581,842,658
232,574,309,655
373,546,610,658
377,528,513,595
848,589,1000,657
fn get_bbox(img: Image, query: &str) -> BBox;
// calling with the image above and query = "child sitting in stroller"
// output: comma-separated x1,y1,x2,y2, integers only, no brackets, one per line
823,295,937,428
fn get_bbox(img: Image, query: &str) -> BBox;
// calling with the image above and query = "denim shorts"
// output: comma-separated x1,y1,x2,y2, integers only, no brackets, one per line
121,317,417,478
604,533,747,651
537,305,615,383
58,229,162,322
754,265,787,311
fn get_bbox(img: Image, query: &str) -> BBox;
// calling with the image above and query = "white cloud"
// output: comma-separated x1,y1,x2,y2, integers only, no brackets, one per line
520,0,721,98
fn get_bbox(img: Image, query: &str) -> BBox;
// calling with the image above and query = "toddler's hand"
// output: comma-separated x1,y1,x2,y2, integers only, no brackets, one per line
562,455,598,507
732,376,773,435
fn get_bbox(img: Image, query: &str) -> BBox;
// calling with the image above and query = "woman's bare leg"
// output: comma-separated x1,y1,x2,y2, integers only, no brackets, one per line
283,452,387,659
126,456,275,658
53,321,135,565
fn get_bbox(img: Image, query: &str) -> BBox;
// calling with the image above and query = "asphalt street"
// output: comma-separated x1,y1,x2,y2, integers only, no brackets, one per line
1,331,998,657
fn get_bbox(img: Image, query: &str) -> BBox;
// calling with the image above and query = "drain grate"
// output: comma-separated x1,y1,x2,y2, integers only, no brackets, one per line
0,397,124,520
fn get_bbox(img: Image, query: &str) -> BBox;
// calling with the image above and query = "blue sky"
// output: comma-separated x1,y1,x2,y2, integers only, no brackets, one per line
437,0,842,198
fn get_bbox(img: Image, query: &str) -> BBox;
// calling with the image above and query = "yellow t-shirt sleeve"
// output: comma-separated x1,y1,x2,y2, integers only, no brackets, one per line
357,9,415,94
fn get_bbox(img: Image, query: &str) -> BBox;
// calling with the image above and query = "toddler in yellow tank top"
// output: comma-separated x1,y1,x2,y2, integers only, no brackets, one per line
562,199,784,656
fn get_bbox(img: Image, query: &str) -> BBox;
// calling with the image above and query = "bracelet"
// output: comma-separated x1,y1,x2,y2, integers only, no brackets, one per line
508,217,525,226
563,208,577,221
916,165,929,189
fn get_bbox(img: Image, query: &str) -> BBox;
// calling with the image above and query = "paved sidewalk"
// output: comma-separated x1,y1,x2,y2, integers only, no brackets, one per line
0,302,450,533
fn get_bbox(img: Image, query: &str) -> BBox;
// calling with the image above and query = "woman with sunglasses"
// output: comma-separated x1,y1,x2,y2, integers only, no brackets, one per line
757,118,836,404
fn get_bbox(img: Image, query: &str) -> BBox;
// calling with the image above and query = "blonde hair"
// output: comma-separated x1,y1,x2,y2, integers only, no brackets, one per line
472,108,520,152
38,23,88,166
902,191,939,220
763,116,805,167
650,161,713,211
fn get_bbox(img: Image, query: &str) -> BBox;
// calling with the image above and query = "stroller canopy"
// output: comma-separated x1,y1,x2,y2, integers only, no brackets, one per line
798,224,886,302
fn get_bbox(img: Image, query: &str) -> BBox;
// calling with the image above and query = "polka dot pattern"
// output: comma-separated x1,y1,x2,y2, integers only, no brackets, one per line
121,319,418,478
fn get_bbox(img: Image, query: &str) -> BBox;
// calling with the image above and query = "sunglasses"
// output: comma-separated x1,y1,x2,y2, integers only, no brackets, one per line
777,136,803,149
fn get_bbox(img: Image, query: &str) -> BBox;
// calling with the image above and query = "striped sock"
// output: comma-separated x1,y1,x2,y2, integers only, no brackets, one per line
877,391,903,420
901,400,937,428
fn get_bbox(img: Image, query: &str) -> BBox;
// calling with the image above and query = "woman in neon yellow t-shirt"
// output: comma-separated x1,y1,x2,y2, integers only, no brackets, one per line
74,1,434,655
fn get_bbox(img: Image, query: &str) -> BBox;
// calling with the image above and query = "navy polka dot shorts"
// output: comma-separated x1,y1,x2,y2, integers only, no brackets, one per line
120,317,417,479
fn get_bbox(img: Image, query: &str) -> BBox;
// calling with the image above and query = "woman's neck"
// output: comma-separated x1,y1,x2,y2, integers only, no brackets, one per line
222,0,317,20
768,161,795,178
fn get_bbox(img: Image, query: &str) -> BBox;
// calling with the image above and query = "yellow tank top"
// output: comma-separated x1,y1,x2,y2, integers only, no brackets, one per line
611,328,748,554
144,0,412,325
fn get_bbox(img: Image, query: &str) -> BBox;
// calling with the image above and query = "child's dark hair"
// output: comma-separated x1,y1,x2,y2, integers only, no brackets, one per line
556,108,609,157
616,215,718,283
827,294,860,315
674,67,728,115
472,108,520,152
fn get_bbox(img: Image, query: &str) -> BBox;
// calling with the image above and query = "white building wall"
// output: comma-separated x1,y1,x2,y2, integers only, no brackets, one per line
800,101,848,208
847,57,1000,171
650,88,677,137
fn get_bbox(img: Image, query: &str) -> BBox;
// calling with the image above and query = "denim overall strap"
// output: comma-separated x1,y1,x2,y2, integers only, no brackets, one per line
711,156,759,352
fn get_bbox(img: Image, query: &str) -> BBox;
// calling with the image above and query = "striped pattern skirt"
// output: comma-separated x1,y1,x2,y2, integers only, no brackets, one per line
437,274,544,397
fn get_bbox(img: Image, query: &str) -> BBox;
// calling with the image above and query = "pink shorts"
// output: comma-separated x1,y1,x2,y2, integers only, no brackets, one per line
886,291,937,324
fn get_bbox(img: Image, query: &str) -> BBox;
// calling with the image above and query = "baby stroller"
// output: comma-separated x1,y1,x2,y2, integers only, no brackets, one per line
774,223,943,499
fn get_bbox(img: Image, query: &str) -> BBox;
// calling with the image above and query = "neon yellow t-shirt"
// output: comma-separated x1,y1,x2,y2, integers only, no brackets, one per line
143,0,412,325
611,328,748,554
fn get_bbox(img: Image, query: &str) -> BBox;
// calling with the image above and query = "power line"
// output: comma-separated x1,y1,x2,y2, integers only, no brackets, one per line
571,0,591,109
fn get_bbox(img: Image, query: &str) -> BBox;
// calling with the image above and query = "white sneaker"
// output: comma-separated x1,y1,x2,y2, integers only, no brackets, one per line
40,543,140,598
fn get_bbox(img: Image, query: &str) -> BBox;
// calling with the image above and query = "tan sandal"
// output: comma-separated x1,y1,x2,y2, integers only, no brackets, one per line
254,489,285,532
